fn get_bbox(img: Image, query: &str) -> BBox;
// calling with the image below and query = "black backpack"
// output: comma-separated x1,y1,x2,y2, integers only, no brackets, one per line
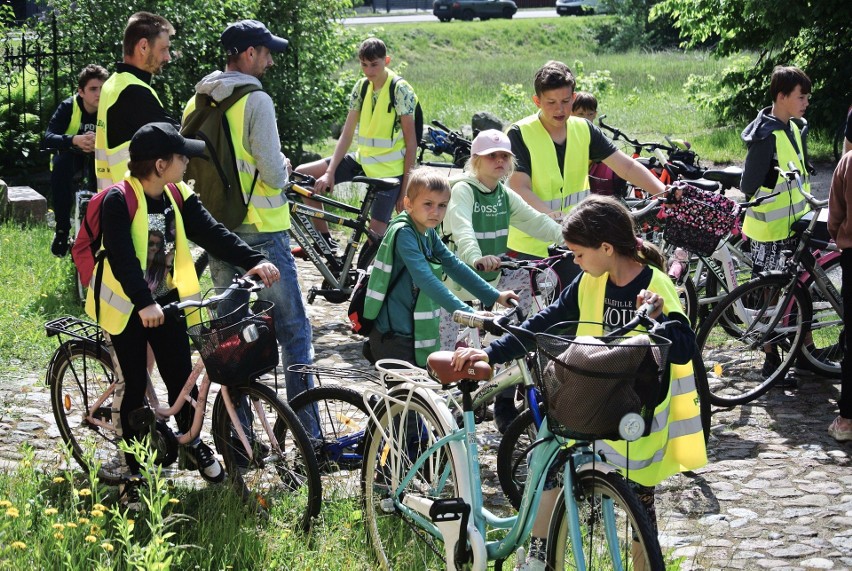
181,84,262,230
347,266,405,337
359,75,424,146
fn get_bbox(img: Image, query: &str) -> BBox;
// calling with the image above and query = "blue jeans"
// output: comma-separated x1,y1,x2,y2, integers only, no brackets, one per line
209,230,319,438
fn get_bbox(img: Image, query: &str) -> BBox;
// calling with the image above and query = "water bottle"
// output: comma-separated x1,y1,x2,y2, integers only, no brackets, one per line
667,247,688,280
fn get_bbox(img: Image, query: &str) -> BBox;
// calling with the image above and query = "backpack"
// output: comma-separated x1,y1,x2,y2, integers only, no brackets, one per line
72,181,184,288
359,75,424,146
180,84,261,230
347,266,405,337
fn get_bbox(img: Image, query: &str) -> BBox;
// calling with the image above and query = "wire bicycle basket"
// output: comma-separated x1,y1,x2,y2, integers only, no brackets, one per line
663,182,740,257
535,322,671,441
187,298,278,386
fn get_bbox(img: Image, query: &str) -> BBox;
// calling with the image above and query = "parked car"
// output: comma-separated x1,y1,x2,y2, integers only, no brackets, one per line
556,0,606,16
433,0,518,22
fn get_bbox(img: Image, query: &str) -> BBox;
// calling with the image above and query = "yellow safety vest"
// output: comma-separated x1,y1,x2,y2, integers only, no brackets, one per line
577,268,707,487
65,94,83,136
355,69,406,178
507,115,590,257
94,72,163,190
742,121,811,242
85,178,202,334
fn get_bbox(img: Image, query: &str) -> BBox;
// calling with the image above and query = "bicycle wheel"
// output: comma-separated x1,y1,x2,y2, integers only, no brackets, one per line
289,385,370,496
675,274,698,327
362,389,457,570
800,256,843,376
357,237,379,271
697,275,810,406
212,382,321,530
547,470,664,570
692,351,713,443
48,340,125,484
496,408,537,510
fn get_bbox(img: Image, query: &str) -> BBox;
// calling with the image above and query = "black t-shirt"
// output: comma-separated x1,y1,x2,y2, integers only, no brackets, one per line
105,63,177,148
43,95,98,152
507,118,617,177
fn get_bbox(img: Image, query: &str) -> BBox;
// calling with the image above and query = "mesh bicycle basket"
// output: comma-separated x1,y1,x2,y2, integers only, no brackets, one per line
663,182,739,257
187,299,278,386
535,322,671,441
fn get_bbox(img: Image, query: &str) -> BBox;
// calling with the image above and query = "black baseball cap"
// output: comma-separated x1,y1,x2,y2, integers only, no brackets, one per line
129,122,207,161
220,20,288,55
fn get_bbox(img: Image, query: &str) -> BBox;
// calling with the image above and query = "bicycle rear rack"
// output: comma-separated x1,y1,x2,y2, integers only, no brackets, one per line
45,316,103,344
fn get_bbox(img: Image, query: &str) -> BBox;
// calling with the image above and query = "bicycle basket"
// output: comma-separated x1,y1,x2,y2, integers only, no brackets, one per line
663,182,739,256
187,299,278,386
535,322,671,440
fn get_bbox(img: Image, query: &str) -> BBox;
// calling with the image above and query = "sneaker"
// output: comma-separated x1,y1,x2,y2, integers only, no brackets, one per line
761,351,782,379
515,556,546,571
182,441,225,483
51,230,69,257
794,345,840,378
494,397,519,435
828,417,852,442
118,476,144,511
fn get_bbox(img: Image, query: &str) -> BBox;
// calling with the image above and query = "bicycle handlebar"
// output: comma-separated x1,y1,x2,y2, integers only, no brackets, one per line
777,162,828,210
598,116,677,155
452,300,525,337
162,275,266,315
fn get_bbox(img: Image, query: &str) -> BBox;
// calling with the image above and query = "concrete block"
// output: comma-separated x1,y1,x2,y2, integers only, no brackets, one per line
4,185,47,224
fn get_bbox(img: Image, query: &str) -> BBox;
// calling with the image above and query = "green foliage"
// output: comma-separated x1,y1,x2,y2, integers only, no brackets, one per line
0,64,44,170
652,0,852,129
573,60,615,95
597,0,680,51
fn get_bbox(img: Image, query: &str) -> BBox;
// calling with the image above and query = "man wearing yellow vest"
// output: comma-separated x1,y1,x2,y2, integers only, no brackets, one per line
187,20,319,437
740,66,833,379
94,12,177,190
293,37,419,254
43,64,108,257
507,60,665,262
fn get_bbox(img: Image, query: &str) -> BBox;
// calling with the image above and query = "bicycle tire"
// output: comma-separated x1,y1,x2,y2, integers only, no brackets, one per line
496,407,537,510
289,385,370,495
361,389,457,570
357,237,379,271
49,340,126,484
211,382,322,530
692,350,713,444
546,470,665,570
675,274,698,328
799,255,843,376
697,275,810,406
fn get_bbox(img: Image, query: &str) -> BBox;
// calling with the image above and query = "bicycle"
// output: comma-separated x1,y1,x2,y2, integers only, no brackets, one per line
285,171,398,304
44,276,322,527
359,303,671,570
417,120,471,169
696,162,843,406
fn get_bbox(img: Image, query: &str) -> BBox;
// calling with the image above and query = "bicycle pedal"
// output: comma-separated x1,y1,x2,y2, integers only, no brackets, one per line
429,497,470,522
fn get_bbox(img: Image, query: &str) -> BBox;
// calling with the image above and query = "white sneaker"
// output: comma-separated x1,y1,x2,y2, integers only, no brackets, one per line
514,547,546,571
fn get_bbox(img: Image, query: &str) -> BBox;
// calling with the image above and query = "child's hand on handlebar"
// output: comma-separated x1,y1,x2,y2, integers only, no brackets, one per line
312,171,335,193
636,289,663,319
247,262,280,288
138,303,165,328
496,290,520,308
474,255,501,272
450,347,489,371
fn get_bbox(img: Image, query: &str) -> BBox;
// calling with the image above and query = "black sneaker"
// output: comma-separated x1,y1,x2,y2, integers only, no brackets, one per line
794,345,841,378
118,476,144,511
51,230,69,257
761,351,782,379
181,441,225,483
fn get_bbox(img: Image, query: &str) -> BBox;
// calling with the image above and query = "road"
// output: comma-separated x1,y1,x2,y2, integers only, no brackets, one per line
344,8,558,25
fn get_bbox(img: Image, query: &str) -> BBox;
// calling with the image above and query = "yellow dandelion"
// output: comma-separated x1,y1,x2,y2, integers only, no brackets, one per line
84,535,97,543
44,507,59,516
90,509,104,518
126,519,135,530
6,507,20,518
78,517,90,524
93,503,107,511
168,498,179,505
90,524,100,534
11,541,26,550
0,500,12,508
77,488,92,497
53,477,65,483
52,523,65,531
65,522,77,529
54,532,64,540
101,542,114,552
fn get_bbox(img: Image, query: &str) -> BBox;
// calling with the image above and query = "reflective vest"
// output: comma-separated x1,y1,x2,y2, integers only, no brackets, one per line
94,71,163,190
85,178,202,335
355,69,407,178
364,213,442,366
577,268,707,487
508,115,590,257
65,94,83,136
450,177,511,282
742,121,811,242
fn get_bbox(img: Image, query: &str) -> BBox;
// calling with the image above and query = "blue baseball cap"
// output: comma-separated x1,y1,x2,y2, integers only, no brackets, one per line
220,20,288,55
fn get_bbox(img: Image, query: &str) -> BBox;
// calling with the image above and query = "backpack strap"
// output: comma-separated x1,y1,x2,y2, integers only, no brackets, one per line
217,85,262,206
387,75,401,114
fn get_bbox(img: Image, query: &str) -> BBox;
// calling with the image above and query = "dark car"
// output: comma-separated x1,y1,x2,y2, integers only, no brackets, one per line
433,0,518,22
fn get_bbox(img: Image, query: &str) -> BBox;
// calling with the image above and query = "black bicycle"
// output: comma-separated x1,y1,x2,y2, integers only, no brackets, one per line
417,119,471,169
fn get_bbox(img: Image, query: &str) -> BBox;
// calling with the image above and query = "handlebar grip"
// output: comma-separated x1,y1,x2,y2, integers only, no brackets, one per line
290,171,316,186
433,119,451,133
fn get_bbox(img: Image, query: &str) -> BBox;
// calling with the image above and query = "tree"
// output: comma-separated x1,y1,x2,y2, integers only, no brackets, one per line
652,0,852,129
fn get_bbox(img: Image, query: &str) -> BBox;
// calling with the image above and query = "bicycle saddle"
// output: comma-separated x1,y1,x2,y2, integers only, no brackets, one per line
702,166,743,190
426,351,492,385
352,176,400,192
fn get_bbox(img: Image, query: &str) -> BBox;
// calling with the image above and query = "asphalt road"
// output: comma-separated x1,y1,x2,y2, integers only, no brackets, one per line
344,8,559,25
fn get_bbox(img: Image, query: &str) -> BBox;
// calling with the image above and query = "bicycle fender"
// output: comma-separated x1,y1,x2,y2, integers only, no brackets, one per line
576,461,618,476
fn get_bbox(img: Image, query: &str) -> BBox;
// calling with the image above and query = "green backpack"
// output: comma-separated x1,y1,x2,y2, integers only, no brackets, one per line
181,84,261,229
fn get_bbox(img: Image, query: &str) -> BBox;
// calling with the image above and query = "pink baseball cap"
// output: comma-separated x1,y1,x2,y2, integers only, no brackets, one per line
471,129,514,157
